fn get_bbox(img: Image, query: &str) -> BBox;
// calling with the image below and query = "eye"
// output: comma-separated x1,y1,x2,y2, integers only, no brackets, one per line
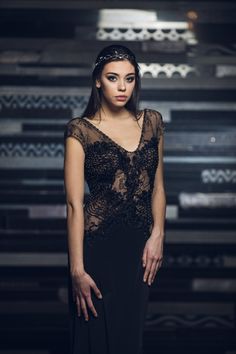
107,75,117,82
126,76,135,83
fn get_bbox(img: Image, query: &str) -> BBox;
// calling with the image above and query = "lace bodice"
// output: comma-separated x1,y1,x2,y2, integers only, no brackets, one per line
64,108,165,246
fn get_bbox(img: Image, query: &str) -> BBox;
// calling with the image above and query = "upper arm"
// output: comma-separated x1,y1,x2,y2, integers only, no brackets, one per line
64,136,85,208
154,133,165,191
153,111,165,192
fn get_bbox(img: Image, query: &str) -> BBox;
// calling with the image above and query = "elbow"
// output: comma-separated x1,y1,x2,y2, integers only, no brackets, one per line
152,185,166,203
66,199,84,213
153,184,165,196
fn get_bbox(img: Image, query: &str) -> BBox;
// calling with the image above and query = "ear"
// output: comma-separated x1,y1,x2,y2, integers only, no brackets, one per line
96,79,101,88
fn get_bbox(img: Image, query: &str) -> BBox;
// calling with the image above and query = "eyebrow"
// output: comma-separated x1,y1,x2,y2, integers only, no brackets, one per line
106,72,135,76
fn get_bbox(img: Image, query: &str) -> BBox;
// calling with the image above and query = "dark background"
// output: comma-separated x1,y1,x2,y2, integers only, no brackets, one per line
0,1,236,353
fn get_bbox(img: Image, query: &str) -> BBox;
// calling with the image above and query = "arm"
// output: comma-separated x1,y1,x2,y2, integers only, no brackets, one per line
64,135,103,321
142,133,166,286
64,136,85,277
151,133,166,239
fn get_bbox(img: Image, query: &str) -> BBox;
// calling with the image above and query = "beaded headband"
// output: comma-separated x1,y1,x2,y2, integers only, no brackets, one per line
94,52,135,69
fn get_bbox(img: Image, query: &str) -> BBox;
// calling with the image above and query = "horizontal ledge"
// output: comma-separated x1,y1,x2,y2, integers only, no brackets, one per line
0,156,236,169
166,230,236,244
0,301,67,314
0,1,236,10
0,252,67,266
141,77,236,90
0,157,63,169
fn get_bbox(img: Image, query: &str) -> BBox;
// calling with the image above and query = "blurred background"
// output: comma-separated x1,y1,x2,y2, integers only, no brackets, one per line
0,1,236,353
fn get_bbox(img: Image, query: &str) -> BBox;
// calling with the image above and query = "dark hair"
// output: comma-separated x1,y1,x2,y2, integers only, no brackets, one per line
81,44,141,121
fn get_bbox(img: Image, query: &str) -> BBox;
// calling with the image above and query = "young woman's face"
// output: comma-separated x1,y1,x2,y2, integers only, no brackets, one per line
96,60,136,108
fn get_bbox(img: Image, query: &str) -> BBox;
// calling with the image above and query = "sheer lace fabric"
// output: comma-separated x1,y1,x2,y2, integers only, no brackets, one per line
64,108,165,246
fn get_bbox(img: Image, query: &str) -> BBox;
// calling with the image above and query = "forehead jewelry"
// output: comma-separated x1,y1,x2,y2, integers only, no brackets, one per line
94,52,135,69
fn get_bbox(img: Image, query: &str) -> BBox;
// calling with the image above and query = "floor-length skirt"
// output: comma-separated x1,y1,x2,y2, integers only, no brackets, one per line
67,222,150,354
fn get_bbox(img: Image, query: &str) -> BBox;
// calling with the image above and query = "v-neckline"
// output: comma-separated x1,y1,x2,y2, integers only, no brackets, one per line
82,109,146,154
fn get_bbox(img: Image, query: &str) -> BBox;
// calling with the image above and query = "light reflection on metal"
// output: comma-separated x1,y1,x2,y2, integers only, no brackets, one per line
216,65,236,78
179,192,236,208
96,9,197,44
97,9,158,27
139,63,197,78
187,10,198,21
193,279,236,293
201,169,236,184
210,136,216,143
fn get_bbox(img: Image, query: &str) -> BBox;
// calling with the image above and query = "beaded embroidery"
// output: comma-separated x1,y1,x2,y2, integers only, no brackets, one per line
64,109,165,247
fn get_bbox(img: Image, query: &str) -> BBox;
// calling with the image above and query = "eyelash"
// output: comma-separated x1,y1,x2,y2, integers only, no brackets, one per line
107,76,135,83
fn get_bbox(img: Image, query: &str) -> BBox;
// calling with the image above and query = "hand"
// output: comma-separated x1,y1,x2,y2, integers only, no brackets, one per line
142,234,164,286
71,271,103,321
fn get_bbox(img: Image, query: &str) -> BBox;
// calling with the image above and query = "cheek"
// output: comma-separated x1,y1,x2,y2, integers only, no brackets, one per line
101,82,115,95
128,82,135,94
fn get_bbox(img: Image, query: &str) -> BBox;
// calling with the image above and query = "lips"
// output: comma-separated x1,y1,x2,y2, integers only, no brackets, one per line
115,96,127,100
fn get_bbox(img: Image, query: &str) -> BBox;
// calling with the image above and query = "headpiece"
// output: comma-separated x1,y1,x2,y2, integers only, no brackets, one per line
94,51,135,69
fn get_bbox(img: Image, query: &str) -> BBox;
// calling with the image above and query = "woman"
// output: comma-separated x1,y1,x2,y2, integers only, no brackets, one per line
64,44,166,354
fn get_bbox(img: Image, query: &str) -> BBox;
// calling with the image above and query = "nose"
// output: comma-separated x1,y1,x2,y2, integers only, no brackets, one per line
118,79,126,91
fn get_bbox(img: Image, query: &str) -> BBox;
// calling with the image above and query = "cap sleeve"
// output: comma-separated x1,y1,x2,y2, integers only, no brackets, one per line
64,118,87,152
155,110,165,141
147,109,165,141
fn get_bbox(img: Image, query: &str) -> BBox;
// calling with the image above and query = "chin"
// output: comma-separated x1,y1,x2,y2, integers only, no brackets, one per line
110,101,127,108
115,103,127,109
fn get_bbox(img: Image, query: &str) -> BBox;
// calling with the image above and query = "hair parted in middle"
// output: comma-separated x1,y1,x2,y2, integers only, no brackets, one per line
81,44,142,121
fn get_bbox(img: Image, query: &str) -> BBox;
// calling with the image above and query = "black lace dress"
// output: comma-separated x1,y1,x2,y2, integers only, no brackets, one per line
64,108,165,354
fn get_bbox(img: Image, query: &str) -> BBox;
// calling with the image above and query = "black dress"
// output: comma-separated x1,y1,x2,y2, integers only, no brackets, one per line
64,108,165,354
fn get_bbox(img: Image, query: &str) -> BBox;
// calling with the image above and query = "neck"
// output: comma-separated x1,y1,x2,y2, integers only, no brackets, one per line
98,99,129,120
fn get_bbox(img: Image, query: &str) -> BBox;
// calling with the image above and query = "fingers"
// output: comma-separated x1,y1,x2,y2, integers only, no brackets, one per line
82,282,103,319
143,253,163,285
80,295,89,321
76,295,81,316
91,282,103,300
85,294,98,318
142,248,147,267
78,291,102,321
75,282,103,321
150,260,161,284
143,256,152,283
148,260,158,285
